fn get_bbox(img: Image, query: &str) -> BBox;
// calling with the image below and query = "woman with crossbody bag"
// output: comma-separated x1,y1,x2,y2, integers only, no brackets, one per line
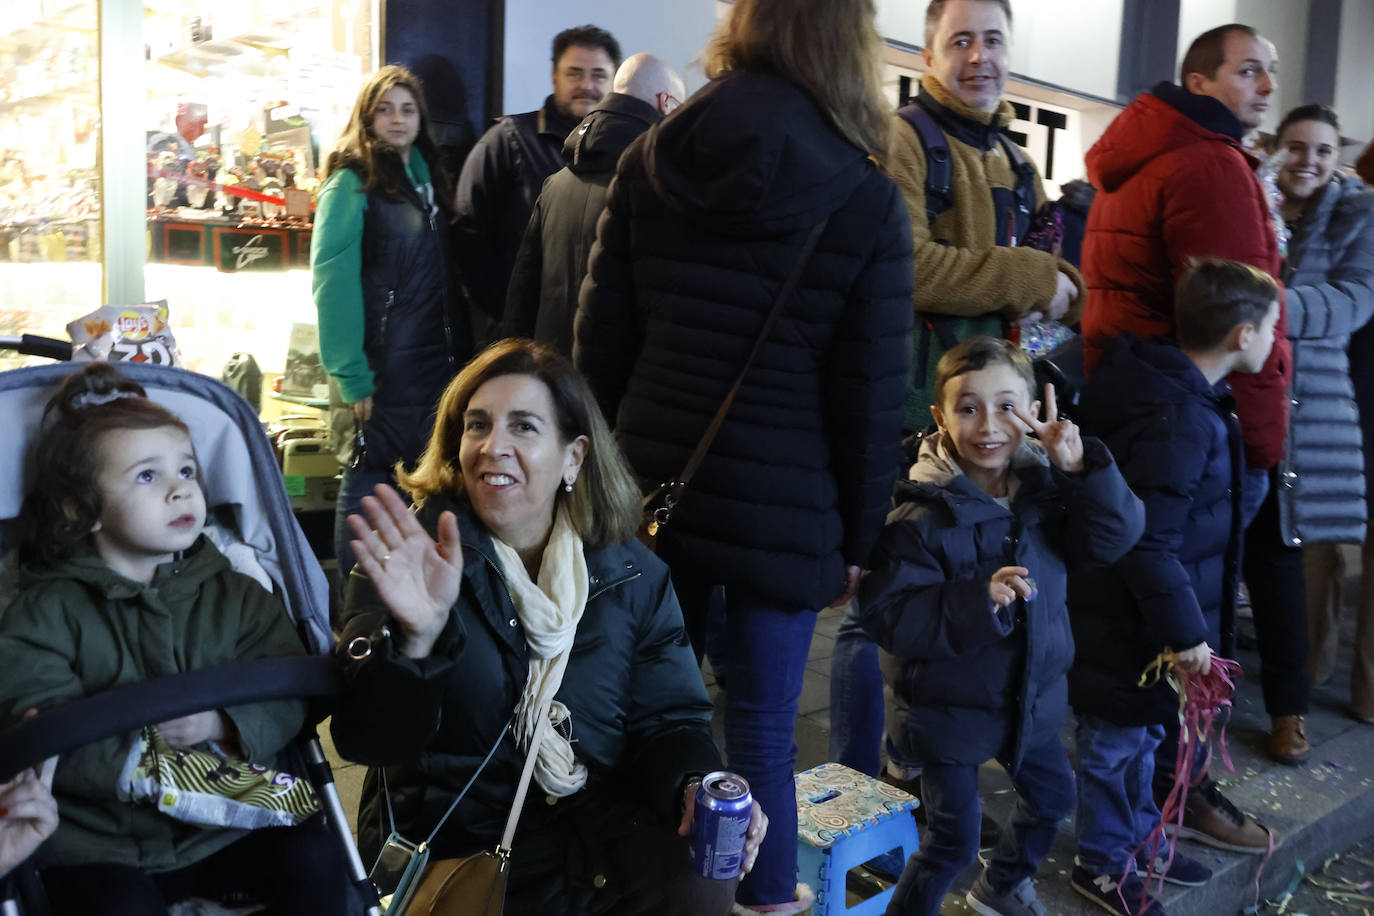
330,341,765,915
573,0,914,911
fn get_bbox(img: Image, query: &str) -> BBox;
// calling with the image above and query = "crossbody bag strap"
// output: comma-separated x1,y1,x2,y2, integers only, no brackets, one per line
645,217,830,509
379,717,512,849
498,700,552,852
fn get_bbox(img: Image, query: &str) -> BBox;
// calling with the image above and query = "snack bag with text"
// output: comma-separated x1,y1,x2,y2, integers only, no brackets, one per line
67,300,184,366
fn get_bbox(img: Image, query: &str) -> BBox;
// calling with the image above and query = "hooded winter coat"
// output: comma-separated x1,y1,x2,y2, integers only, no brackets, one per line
504,93,662,354
0,538,307,872
329,502,719,915
1081,82,1291,471
1069,335,1244,726
574,70,913,610
858,432,1143,769
1278,172,1374,545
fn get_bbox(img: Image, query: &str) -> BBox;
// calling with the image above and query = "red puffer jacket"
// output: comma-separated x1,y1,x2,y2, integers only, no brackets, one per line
1081,83,1291,470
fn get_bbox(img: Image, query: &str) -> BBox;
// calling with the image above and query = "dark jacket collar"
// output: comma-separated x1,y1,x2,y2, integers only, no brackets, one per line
1150,81,1246,143
537,95,581,140
416,498,645,597
21,535,225,600
562,93,662,174
915,83,1009,152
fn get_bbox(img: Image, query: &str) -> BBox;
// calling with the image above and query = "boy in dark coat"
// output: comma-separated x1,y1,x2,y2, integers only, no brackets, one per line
1069,259,1282,915
860,336,1143,916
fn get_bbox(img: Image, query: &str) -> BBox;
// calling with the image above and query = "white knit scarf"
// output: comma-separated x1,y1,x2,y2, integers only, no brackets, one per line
489,507,590,797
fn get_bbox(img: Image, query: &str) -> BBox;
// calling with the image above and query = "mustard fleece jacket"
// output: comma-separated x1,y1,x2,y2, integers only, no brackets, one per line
886,74,1084,322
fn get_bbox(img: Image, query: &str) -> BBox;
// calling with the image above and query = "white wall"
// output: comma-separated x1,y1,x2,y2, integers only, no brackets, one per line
502,0,717,113
876,0,1123,100
1009,0,1123,100
1335,0,1374,148
1176,0,1308,135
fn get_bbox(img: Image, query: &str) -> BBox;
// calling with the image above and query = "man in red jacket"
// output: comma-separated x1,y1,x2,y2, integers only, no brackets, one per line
1082,21,1304,850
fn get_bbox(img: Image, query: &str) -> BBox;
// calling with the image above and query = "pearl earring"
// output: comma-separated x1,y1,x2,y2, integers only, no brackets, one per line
564,481,574,493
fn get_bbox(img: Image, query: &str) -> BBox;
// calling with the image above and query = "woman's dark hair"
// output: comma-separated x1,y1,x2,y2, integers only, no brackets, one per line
322,64,455,207
1277,103,1340,141
20,362,190,569
399,339,641,550
1175,258,1279,350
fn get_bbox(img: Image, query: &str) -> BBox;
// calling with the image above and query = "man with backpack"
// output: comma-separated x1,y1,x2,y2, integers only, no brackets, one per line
829,0,1085,803
892,0,1083,426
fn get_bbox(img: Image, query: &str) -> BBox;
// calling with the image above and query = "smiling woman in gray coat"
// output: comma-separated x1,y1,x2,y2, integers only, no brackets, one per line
1273,104,1374,723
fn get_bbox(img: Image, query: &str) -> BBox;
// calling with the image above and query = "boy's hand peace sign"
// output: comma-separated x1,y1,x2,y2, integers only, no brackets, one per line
1011,383,1084,473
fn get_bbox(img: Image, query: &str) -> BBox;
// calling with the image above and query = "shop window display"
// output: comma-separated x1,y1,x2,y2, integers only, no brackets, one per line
0,0,101,358
1,0,374,381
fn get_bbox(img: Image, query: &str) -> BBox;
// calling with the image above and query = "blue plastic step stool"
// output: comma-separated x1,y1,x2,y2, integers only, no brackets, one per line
796,762,920,915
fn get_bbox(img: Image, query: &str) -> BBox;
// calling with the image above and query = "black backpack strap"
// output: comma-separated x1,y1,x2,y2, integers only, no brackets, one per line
897,103,953,225
1000,136,1039,245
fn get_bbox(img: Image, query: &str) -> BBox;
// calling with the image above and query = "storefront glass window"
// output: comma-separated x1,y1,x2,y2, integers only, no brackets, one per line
142,0,374,378
0,0,101,360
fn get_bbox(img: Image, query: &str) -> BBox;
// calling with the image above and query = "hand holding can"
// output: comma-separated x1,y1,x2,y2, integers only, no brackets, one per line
678,771,768,879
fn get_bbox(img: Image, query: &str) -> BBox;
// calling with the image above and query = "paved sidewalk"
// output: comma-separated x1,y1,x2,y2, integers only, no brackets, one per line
321,572,1374,916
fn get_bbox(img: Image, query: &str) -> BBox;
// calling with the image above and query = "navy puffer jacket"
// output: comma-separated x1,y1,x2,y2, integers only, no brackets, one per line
574,70,914,610
1070,335,1244,726
858,432,1142,768
1279,173,1374,545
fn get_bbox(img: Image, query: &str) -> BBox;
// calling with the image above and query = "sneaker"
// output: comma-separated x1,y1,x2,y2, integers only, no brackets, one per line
965,871,1045,916
1136,851,1212,886
1070,865,1166,916
1163,777,1274,854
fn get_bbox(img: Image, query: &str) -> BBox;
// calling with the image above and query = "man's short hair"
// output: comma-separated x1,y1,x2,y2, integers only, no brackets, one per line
1175,258,1278,350
1180,23,1257,82
552,25,622,70
933,335,1036,407
924,0,1013,48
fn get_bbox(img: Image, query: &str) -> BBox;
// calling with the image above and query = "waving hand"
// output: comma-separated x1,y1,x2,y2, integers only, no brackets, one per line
348,484,464,659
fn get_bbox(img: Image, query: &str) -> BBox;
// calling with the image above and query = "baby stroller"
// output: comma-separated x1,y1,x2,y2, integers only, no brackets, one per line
0,336,380,916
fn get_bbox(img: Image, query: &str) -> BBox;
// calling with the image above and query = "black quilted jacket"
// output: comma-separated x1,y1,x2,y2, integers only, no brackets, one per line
574,70,914,610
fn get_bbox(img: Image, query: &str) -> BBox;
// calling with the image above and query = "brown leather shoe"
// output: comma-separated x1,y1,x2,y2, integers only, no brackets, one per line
1271,714,1311,765
1164,777,1275,854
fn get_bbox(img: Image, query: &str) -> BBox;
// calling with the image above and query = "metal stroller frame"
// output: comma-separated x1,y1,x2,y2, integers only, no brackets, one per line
0,339,380,916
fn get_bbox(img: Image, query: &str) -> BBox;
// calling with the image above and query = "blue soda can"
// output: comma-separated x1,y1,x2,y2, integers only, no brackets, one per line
690,771,753,880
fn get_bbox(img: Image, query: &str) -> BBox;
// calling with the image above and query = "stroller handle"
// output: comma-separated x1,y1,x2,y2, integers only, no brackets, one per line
0,335,73,362
0,655,343,782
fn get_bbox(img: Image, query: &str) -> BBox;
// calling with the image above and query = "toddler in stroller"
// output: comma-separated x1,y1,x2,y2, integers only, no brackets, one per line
0,360,364,915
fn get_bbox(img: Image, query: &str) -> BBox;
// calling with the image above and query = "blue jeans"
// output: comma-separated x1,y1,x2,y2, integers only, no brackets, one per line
828,599,885,775
1075,716,1165,876
706,584,819,906
333,467,391,584
885,729,1076,916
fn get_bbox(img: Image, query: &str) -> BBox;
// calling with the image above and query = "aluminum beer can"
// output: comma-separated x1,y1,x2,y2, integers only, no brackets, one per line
690,771,753,880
